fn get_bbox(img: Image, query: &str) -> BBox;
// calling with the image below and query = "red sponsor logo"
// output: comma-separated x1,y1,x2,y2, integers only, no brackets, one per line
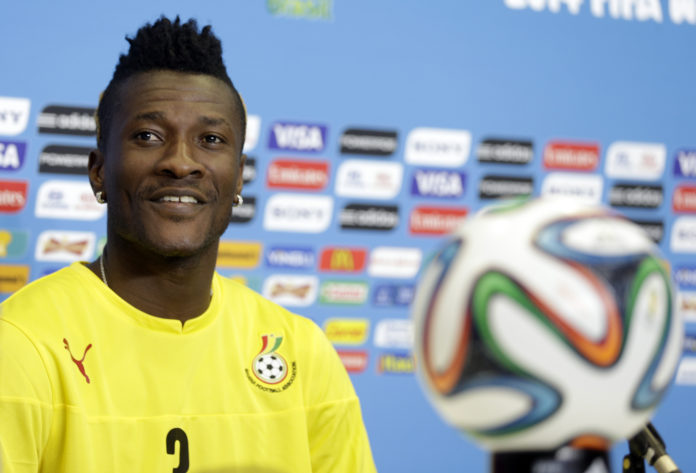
673,185,696,213
409,206,468,235
267,159,329,190
337,350,368,373
0,180,28,213
543,141,600,171
319,247,367,272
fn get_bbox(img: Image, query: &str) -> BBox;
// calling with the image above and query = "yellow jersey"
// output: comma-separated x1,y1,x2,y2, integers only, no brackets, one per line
0,263,376,473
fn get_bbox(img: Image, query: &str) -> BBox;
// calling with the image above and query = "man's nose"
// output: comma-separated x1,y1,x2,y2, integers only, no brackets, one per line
156,138,204,178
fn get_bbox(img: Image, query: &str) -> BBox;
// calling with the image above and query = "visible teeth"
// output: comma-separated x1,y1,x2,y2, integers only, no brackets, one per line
160,196,198,203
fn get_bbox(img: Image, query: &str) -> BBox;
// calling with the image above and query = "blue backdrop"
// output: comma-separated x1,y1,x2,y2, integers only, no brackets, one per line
2,1,695,471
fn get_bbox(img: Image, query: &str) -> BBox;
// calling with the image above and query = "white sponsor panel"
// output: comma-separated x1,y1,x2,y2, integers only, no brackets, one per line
243,114,261,152
541,172,603,204
368,246,422,279
262,274,318,307
335,159,403,199
0,97,31,136
675,357,696,386
676,290,696,322
374,319,414,349
35,230,96,262
405,127,471,167
263,193,333,233
671,216,696,253
605,141,666,181
35,180,106,220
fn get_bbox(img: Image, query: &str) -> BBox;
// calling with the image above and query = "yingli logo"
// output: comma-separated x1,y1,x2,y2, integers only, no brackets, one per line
543,140,600,171
673,185,696,213
319,247,367,272
0,180,28,213
266,159,329,190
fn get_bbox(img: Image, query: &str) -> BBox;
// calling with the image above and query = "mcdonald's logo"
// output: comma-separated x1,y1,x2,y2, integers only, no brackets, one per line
318,247,367,272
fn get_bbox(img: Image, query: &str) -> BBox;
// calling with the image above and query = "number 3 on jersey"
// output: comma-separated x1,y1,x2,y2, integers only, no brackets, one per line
166,428,189,473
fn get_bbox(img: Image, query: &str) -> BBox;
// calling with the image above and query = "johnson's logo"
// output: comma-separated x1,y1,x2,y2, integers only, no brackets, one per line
372,284,415,307
319,247,367,272
543,140,600,171
0,140,26,171
266,159,329,190
410,169,465,199
0,180,28,213
674,149,696,178
268,121,327,152
605,141,666,181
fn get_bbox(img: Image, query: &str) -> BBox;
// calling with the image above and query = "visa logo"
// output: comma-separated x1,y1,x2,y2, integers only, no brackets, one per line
269,122,327,152
411,169,464,198
674,149,696,178
0,141,26,171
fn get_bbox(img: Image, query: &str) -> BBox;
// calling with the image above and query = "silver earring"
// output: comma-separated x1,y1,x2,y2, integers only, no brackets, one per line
95,191,106,204
233,194,244,207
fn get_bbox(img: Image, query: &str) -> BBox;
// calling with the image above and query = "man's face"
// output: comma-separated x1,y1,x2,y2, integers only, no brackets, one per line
92,70,245,257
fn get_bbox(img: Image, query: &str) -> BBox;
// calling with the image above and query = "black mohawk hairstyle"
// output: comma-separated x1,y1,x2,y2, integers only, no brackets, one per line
96,16,246,152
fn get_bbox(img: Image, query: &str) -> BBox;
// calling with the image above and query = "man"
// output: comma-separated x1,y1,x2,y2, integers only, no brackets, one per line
0,17,377,473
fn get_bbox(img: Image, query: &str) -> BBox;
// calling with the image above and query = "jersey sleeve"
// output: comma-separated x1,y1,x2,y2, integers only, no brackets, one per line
302,321,377,473
0,319,52,473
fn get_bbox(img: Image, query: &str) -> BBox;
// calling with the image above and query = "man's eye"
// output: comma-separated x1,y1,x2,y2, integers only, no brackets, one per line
135,131,156,141
203,135,224,144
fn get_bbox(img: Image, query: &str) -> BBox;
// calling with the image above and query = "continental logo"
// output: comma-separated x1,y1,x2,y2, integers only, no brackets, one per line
605,141,666,181
0,97,30,136
0,180,28,213
268,121,327,153
673,185,696,212
543,140,600,171
479,175,533,199
0,140,26,171
319,247,367,272
410,169,465,199
243,115,261,152
230,195,256,223
0,264,29,293
339,203,399,231
674,149,696,178
242,157,256,184
37,105,97,136
336,350,368,373
477,138,533,165
323,318,369,345
630,219,663,244
339,128,398,156
38,145,90,175
377,352,414,374
216,241,262,268
0,229,29,258
267,158,329,190
609,184,662,209
319,280,369,305
409,206,468,235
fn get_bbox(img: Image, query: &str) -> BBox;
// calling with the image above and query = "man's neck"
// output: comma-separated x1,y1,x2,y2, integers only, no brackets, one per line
89,239,219,324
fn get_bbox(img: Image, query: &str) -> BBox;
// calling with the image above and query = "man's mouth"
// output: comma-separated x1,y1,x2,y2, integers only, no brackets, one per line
159,195,200,204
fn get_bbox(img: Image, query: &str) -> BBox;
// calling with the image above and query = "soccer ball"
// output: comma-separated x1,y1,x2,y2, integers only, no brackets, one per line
253,353,288,384
411,197,683,452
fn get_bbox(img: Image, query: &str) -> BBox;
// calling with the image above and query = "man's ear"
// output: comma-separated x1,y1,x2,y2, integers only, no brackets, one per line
235,153,247,196
88,149,105,195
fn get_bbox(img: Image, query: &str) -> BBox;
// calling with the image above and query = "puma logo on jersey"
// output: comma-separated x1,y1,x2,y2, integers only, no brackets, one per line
63,338,93,384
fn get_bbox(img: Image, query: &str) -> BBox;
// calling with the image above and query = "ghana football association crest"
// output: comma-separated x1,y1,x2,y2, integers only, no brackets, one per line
246,334,297,392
